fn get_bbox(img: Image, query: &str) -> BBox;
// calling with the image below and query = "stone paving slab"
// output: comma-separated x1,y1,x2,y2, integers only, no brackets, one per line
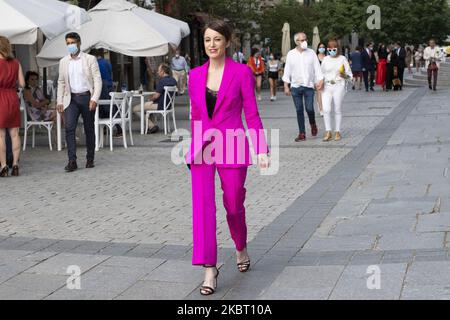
260,266,344,300
329,263,407,300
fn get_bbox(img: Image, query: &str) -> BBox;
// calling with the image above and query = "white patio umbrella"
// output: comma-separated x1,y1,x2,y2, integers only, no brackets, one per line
36,0,190,67
0,0,90,44
281,22,291,63
312,26,321,52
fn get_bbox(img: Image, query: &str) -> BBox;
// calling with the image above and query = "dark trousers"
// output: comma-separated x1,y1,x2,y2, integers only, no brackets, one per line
428,68,438,89
291,86,316,134
363,69,375,90
398,66,405,88
64,94,95,162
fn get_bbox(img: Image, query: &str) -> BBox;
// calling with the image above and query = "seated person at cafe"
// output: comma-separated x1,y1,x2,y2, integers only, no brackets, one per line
132,63,177,134
23,71,56,122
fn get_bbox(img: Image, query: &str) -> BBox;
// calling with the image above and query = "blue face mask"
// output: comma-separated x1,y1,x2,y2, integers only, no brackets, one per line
318,47,326,54
328,48,338,57
67,44,79,55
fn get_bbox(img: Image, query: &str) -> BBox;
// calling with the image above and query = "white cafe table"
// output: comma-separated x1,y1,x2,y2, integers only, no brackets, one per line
129,91,155,135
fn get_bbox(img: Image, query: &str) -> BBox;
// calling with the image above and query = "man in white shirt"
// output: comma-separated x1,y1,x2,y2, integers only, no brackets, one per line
233,49,245,64
57,32,102,172
423,39,444,91
283,32,324,142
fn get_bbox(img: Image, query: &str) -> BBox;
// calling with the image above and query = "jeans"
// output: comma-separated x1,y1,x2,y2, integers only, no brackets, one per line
291,86,316,134
64,94,95,162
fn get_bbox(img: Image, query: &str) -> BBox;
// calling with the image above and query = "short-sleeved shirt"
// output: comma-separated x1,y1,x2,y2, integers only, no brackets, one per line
97,58,113,87
155,75,177,110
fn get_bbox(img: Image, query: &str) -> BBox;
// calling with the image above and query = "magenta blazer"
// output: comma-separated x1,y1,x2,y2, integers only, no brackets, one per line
186,57,268,167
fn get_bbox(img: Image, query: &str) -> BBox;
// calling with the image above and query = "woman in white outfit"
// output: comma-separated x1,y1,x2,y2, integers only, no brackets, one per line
320,39,353,142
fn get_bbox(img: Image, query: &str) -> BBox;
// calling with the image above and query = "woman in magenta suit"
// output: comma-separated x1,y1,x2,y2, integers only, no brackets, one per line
186,20,270,295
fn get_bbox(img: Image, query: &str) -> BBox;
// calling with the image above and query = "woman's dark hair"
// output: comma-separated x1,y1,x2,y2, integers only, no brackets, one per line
251,47,260,57
203,20,233,43
25,71,39,89
355,46,361,51
316,42,326,54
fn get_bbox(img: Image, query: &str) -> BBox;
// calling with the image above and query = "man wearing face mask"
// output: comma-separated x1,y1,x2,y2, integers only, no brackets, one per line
361,42,376,92
56,32,102,172
171,49,188,96
283,32,324,142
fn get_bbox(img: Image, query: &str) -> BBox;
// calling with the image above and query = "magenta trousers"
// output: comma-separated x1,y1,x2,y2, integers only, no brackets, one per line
191,163,248,266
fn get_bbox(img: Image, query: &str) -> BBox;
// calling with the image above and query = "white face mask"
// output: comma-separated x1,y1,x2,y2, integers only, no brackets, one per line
299,41,308,50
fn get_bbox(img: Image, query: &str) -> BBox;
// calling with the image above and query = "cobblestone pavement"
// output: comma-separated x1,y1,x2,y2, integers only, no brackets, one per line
1,85,448,299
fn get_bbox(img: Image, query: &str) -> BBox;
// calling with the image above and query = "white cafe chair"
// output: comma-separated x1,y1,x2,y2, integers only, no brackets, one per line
145,86,177,135
96,91,133,151
21,91,54,151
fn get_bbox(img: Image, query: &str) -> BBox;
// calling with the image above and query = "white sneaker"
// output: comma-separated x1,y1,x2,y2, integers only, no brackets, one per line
320,111,324,117
258,95,262,101
270,96,274,101
273,96,277,101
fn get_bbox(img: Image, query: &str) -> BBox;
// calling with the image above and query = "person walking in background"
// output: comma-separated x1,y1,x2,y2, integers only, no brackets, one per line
414,47,423,73
406,47,413,74
320,39,352,142
316,43,327,116
56,32,102,173
23,71,56,122
247,48,265,101
424,39,444,91
350,46,363,90
361,42,376,92
0,36,25,177
283,32,324,142
394,42,406,90
232,48,245,64
171,49,188,95
385,45,394,91
93,49,122,137
186,20,269,296
267,53,281,101
376,43,388,91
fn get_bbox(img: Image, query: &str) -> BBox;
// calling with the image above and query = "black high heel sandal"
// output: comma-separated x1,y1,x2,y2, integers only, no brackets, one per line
200,265,219,296
0,166,9,177
237,260,251,273
11,165,19,177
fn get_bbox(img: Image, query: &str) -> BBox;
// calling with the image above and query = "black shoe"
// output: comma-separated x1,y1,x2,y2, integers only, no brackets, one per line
365,88,369,92
11,165,19,177
64,161,78,172
0,166,9,177
370,87,374,91
200,266,219,296
148,126,159,134
86,160,95,169
429,84,433,90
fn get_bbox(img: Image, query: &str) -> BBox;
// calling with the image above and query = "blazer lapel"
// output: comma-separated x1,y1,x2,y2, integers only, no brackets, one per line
213,57,236,117
198,61,209,119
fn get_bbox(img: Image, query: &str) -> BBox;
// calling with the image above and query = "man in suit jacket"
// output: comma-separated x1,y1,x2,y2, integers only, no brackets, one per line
394,42,406,90
361,42,377,91
56,32,102,172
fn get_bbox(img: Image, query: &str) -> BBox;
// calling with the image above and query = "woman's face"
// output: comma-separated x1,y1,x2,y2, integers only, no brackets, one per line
28,75,39,87
204,28,229,60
